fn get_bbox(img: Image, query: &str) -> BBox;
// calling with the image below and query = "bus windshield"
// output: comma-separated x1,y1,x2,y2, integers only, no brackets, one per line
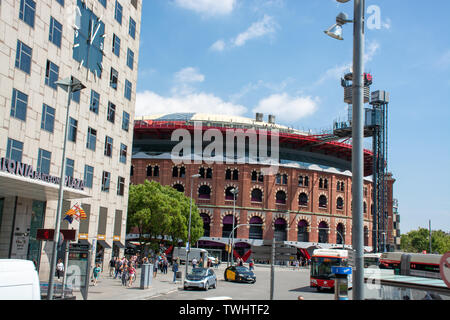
311,257,346,279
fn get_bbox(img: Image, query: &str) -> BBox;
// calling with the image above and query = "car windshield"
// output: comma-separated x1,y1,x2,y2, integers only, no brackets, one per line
235,266,250,273
190,268,207,276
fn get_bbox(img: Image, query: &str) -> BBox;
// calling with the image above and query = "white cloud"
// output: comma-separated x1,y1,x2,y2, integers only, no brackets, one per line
136,91,247,117
174,67,205,83
210,39,226,52
174,0,236,16
210,15,278,51
233,15,277,47
437,50,450,69
252,93,319,123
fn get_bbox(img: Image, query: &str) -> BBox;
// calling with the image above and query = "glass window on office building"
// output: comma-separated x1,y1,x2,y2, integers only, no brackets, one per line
66,158,74,177
10,88,28,121
120,144,127,163
84,165,94,189
117,176,125,196
122,111,130,132
45,60,59,90
124,79,132,100
87,127,97,151
6,138,24,163
98,0,106,8
71,90,80,104
114,1,123,24
90,90,100,113
37,148,51,174
41,104,55,133
127,49,134,70
110,67,118,90
56,0,64,6
129,17,136,39
101,171,111,192
68,117,78,142
112,34,121,57
107,102,116,123
49,17,63,47
104,136,113,157
15,40,32,74
19,0,36,28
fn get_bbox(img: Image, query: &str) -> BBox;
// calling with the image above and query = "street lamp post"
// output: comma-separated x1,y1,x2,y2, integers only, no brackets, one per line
47,76,85,300
185,174,201,278
230,188,238,266
324,0,365,300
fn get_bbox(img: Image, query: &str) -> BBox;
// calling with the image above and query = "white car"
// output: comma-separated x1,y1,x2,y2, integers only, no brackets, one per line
184,267,217,291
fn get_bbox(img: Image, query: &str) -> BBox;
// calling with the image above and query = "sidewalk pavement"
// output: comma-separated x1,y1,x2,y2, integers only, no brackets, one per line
72,264,227,300
70,263,308,300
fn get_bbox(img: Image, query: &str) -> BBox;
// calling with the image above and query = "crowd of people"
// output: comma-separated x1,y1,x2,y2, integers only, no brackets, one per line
110,255,139,287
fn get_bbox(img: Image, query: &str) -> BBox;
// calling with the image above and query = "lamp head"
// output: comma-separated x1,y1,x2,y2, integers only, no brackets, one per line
324,23,344,40
336,0,351,3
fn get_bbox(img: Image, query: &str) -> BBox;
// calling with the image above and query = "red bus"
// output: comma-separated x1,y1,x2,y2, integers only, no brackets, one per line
310,249,350,291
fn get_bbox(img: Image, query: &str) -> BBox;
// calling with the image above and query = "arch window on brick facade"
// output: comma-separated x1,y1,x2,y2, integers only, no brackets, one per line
201,213,211,237
249,216,263,240
276,173,281,184
130,165,134,177
251,170,257,181
153,165,159,177
297,220,309,242
364,226,369,246
232,169,238,180
173,166,179,177
276,190,287,204
225,186,237,201
336,223,345,244
226,169,232,180
173,184,184,193
319,195,327,208
274,218,287,241
146,165,152,177
337,181,345,192
206,168,213,179
251,188,263,202
198,185,211,199
363,201,367,213
318,221,329,243
299,192,308,206
222,215,237,238
336,197,344,210
298,175,304,186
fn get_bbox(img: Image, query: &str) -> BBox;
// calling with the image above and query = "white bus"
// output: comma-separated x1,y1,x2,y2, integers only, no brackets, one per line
380,252,442,279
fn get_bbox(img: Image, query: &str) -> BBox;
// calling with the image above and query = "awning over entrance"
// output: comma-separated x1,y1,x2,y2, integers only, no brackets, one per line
97,240,112,249
113,241,125,248
0,171,90,201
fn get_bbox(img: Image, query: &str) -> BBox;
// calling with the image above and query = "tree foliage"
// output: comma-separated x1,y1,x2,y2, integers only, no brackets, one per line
127,180,204,250
400,228,450,254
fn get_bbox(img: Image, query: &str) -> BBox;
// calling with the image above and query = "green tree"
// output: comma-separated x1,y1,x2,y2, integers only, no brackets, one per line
127,180,204,252
400,228,450,254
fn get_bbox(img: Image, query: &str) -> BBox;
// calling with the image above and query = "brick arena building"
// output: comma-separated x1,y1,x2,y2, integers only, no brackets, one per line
130,113,396,261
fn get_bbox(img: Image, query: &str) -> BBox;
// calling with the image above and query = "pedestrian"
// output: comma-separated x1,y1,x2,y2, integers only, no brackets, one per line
56,258,64,281
249,259,254,271
114,257,123,279
172,257,179,283
122,263,129,286
192,257,197,269
127,263,136,287
92,263,101,286
109,257,116,277
153,259,158,278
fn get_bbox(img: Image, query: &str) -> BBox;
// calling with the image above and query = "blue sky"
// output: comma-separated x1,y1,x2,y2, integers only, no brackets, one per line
135,0,450,233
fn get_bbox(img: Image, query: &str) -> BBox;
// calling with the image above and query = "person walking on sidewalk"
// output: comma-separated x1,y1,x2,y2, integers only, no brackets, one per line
121,262,129,286
152,258,158,278
109,257,116,277
127,263,136,287
93,264,101,286
172,258,179,283
56,258,64,281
